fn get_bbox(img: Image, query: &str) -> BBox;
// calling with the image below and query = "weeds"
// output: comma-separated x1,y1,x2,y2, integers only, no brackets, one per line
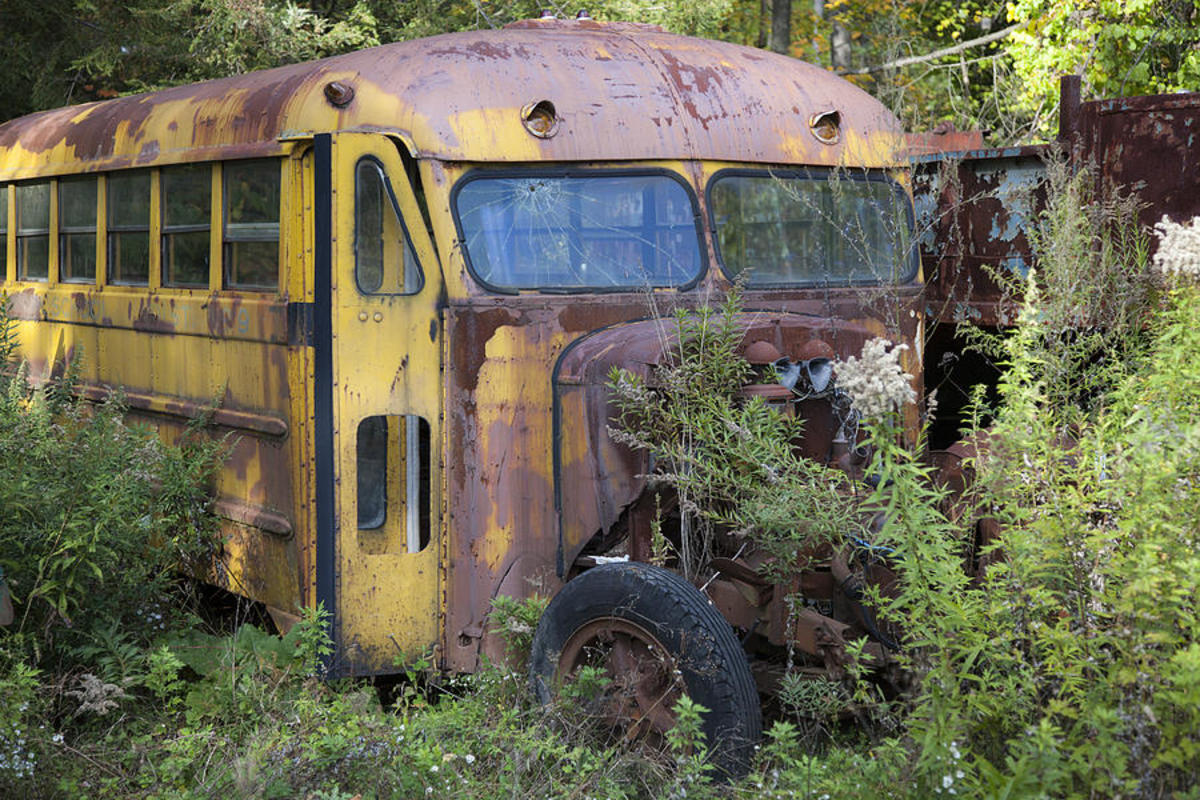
607,289,863,583
858,189,1198,796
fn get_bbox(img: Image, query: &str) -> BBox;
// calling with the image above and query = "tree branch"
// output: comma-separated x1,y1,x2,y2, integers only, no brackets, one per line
839,22,1026,76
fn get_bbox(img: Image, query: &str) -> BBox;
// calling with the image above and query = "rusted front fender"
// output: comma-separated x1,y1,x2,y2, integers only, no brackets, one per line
552,311,901,575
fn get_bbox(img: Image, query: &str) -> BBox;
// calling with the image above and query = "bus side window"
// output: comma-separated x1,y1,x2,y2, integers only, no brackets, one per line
59,177,97,284
356,414,431,554
162,164,211,288
16,182,49,281
354,159,422,296
224,159,280,290
0,185,7,282
108,171,151,285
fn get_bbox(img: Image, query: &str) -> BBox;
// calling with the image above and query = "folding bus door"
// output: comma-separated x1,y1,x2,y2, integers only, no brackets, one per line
317,132,443,675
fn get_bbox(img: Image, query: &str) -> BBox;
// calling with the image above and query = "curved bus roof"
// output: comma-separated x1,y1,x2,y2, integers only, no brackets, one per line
0,18,903,181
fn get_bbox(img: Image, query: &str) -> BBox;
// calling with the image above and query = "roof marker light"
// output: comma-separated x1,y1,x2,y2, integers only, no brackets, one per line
809,110,841,144
324,81,355,108
522,100,559,139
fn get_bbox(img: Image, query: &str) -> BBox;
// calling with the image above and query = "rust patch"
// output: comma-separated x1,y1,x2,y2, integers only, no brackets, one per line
207,294,243,337
137,140,160,163
132,300,175,333
7,288,42,320
450,306,520,393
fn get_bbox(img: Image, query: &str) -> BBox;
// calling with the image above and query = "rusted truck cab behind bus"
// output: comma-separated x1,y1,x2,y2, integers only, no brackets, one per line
0,16,920,774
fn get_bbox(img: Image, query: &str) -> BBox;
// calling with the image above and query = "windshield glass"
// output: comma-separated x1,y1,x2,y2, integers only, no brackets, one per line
709,170,915,287
454,172,703,291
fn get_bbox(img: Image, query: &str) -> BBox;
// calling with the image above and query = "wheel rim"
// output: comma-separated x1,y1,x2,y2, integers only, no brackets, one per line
556,616,684,744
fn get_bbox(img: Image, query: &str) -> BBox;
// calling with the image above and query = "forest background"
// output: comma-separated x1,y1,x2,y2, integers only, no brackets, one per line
0,0,1198,141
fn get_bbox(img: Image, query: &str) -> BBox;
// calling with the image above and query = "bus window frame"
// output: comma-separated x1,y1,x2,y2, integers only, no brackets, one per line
222,157,282,291
0,184,8,283
353,155,425,297
449,166,707,295
15,181,51,283
705,166,920,289
58,175,99,285
106,169,153,287
160,163,213,290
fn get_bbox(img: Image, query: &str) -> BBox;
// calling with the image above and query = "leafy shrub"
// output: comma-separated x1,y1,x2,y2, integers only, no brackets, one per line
0,322,224,665
857,190,1199,797
0,296,225,794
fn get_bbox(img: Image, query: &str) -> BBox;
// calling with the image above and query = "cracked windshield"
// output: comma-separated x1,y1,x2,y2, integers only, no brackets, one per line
454,172,703,290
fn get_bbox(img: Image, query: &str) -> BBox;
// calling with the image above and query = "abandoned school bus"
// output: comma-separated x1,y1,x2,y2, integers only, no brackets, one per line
0,16,919,770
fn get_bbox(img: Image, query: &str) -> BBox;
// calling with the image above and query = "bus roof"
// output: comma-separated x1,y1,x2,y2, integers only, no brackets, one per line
0,17,903,180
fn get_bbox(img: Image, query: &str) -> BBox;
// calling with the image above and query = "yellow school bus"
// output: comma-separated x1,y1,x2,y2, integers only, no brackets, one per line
0,16,917,773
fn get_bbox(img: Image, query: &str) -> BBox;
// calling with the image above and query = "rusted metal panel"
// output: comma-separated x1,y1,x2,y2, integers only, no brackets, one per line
915,89,1200,328
913,146,1046,327
904,127,985,157
0,18,904,180
1073,92,1200,232
440,288,922,673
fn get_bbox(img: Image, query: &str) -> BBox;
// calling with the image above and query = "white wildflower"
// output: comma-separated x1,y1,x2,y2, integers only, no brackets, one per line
65,674,127,717
1153,215,1200,280
835,338,916,419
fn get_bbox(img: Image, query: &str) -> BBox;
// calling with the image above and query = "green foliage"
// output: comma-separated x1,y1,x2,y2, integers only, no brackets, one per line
1007,0,1200,139
664,696,718,797
0,658,43,787
0,319,225,668
847,173,1197,797
489,593,549,665
181,0,381,82
608,290,863,579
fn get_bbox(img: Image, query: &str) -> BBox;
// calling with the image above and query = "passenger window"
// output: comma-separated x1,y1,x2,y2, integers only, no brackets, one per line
59,177,97,283
16,183,50,281
354,159,422,295
0,185,7,281
162,164,210,287
356,414,431,554
107,171,151,285
224,159,280,289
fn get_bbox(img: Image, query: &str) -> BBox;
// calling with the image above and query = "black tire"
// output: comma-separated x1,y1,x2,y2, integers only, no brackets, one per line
529,562,761,778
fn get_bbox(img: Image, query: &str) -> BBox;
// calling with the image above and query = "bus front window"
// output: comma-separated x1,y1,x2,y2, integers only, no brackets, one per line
709,169,916,287
453,171,703,292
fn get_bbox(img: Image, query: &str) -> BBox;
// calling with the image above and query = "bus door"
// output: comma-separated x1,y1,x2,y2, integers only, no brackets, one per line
325,132,442,674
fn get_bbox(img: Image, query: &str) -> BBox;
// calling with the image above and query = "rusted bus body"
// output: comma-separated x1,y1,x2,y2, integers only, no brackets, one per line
914,85,1200,448
0,17,918,680
917,86,1200,330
